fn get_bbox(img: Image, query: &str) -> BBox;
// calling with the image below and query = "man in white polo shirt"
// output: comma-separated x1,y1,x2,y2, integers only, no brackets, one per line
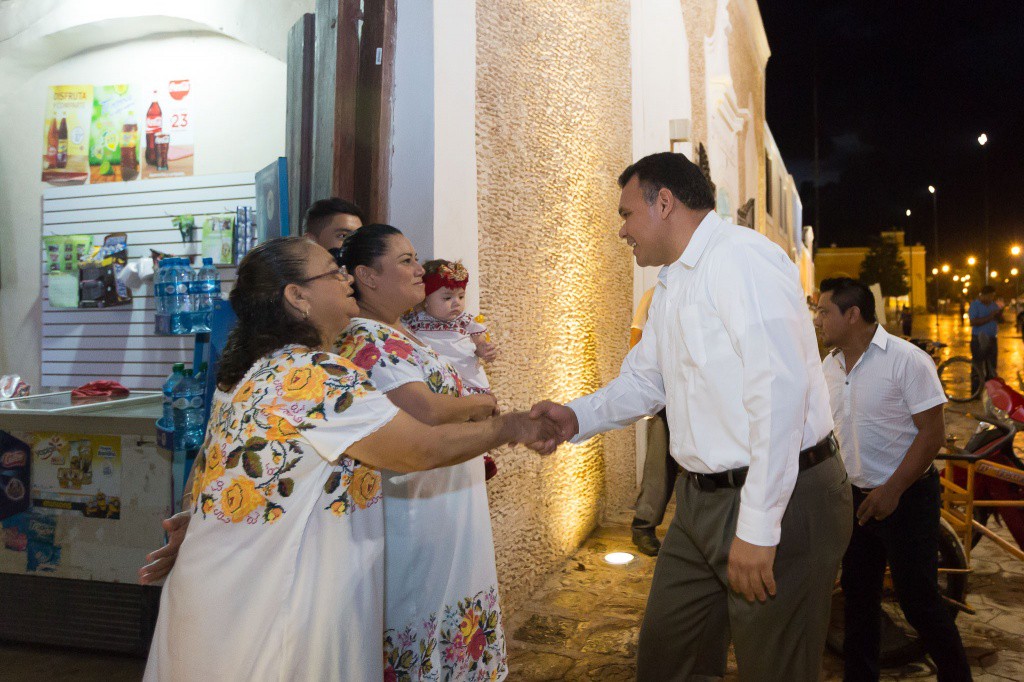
815,277,971,682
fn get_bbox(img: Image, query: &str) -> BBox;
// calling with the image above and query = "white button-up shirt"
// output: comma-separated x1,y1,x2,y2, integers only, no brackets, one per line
821,325,946,489
568,211,833,546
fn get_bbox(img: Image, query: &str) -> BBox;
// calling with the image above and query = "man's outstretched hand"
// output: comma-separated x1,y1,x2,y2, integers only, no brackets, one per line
526,400,579,454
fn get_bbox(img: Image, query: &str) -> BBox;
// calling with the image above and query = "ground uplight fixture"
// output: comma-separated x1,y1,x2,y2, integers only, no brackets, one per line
603,552,635,565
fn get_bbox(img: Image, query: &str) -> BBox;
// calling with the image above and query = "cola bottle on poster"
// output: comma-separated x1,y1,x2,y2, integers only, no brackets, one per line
145,91,162,167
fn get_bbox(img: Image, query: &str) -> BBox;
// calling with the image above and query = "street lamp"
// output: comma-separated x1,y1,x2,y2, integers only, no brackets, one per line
991,270,998,279
953,275,960,282
932,267,939,275
1013,245,1022,257
979,133,990,284
1012,268,1019,276
968,256,977,266
941,264,950,273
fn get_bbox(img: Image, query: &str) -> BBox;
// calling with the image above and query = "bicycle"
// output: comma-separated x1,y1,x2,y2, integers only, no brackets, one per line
937,355,980,403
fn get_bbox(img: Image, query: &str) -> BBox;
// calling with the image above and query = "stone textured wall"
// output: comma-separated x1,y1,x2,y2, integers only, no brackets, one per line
476,0,634,617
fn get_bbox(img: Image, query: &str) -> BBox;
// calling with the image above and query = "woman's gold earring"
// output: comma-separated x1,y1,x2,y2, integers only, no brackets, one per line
303,308,310,320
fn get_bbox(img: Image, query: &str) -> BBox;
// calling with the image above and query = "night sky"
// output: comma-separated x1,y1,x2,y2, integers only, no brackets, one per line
761,1,1024,275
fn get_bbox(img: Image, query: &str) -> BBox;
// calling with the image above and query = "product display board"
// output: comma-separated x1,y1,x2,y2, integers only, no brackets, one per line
42,79,194,186
40,173,253,390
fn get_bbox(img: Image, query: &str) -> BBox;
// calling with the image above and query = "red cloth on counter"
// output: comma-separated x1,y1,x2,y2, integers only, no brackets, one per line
71,380,131,398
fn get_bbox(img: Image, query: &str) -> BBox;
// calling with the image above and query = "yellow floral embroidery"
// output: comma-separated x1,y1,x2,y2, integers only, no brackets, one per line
281,365,328,402
348,467,381,510
233,380,255,403
220,476,266,523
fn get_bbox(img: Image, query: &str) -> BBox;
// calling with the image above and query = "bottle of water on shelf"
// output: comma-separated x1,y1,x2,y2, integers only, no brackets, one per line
191,258,220,333
160,363,185,430
170,258,194,334
171,368,194,449
182,369,206,450
154,258,169,316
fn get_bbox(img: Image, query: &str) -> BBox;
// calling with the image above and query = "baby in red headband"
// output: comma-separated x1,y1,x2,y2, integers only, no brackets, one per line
403,259,499,479
403,259,497,391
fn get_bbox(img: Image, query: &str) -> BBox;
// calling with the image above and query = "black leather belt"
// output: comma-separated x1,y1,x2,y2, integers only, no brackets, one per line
685,432,839,492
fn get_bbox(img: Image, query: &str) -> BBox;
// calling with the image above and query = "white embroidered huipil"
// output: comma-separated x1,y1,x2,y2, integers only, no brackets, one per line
568,211,834,546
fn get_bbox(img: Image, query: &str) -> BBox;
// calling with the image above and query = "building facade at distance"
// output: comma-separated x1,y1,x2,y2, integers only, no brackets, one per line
814,230,928,313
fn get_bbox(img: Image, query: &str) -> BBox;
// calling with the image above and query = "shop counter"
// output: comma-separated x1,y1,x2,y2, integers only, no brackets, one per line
0,391,169,654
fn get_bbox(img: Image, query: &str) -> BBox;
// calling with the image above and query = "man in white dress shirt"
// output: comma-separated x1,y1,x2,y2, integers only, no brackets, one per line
531,152,852,681
815,277,971,682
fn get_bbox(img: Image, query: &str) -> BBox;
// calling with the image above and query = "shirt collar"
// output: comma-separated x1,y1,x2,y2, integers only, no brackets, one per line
657,210,722,285
869,323,888,350
679,210,722,268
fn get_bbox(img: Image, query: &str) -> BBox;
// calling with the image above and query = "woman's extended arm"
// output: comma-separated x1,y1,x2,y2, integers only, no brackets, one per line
347,409,555,473
385,382,496,424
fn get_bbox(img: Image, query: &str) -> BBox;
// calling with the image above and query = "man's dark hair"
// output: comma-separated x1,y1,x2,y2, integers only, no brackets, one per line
304,198,366,236
618,152,716,211
981,285,996,295
819,277,877,323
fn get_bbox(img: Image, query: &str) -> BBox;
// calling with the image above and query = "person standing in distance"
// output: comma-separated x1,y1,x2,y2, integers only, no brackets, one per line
968,285,1002,394
304,197,366,251
815,277,971,682
530,152,852,681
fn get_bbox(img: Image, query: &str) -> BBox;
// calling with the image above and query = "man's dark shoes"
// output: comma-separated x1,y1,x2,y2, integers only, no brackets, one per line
631,528,661,556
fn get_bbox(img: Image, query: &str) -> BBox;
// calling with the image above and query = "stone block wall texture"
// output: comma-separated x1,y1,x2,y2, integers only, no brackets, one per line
475,0,635,617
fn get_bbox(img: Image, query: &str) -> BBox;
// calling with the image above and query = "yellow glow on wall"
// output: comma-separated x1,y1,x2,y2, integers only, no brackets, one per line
476,0,634,616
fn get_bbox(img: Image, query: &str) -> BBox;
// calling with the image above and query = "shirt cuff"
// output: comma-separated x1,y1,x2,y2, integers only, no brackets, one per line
909,393,946,415
566,397,597,443
735,504,784,547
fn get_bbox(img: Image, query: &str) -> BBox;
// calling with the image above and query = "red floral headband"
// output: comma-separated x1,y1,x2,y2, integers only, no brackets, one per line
423,261,469,297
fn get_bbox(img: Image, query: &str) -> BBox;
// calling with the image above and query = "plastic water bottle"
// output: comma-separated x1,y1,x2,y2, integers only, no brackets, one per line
170,259,194,334
192,258,220,333
160,363,185,429
182,370,205,450
154,259,168,316
171,368,193,447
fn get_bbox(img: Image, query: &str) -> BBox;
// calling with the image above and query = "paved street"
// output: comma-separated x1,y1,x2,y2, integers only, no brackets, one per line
3,315,1023,681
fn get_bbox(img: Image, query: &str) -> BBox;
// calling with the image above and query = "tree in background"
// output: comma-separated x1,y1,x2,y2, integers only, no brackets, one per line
859,235,909,297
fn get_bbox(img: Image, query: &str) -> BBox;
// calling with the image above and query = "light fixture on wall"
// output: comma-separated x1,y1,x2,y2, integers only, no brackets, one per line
603,551,636,565
669,118,691,156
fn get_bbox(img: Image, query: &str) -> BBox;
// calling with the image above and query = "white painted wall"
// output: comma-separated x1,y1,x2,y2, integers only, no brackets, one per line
432,0,480,315
389,0,436,265
629,0,691,303
0,33,288,386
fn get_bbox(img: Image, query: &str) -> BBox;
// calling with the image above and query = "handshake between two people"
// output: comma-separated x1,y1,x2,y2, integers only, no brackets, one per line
516,400,579,455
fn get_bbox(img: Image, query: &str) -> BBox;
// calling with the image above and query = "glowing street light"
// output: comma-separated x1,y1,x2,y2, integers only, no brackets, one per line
1012,245,1022,257
1013,268,1020,276
941,264,950,273
968,256,977,266
906,209,912,217
929,185,936,194
991,270,999,279
963,274,971,280
953,275,960,282
932,267,939,275
978,133,988,146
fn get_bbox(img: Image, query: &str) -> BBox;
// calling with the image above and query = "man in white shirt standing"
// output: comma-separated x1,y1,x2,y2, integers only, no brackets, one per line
815,277,971,682
530,152,852,681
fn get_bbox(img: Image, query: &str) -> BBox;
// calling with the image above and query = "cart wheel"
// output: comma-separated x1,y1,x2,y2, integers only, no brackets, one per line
937,356,980,403
827,518,968,667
